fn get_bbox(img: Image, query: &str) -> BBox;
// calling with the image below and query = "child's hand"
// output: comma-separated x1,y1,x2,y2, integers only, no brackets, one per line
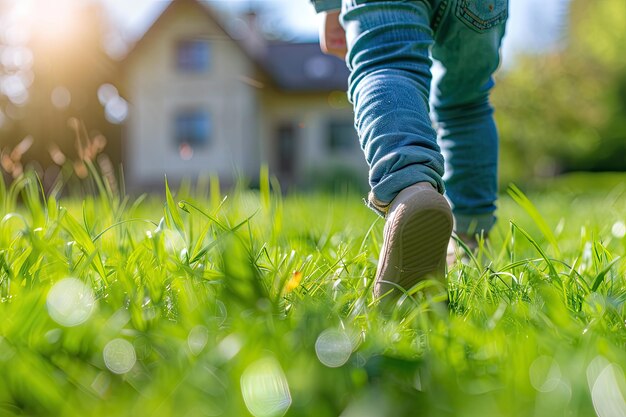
319,11,347,59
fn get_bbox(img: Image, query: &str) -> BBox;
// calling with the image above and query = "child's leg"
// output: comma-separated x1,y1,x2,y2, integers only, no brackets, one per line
431,1,508,237
341,0,444,210
341,1,453,298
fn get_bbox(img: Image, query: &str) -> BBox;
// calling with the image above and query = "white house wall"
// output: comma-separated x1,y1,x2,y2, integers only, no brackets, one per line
260,93,367,184
124,2,259,188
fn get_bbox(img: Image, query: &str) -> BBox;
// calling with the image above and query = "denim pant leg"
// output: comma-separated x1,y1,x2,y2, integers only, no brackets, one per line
341,1,445,210
431,1,508,235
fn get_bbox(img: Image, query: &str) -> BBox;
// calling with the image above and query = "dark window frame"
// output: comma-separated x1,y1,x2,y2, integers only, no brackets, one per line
175,39,211,73
275,122,298,176
327,119,358,153
173,108,212,149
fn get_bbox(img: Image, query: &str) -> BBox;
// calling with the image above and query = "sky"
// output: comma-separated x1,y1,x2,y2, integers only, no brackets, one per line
101,0,319,41
100,0,570,66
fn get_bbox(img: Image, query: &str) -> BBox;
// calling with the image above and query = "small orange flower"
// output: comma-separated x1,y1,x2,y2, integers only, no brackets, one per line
285,271,302,294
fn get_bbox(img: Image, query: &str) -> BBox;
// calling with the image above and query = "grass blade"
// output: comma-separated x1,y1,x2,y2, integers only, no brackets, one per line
591,256,622,292
510,221,561,286
60,208,108,283
508,184,561,256
164,176,185,234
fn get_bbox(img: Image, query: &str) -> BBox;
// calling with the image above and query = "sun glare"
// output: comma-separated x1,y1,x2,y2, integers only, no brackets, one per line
10,0,80,43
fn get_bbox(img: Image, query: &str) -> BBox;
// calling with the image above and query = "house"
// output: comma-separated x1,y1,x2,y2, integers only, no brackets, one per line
122,0,367,190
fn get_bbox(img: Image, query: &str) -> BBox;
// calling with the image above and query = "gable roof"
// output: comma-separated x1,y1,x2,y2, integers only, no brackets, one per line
123,0,348,92
262,42,349,92
122,0,254,64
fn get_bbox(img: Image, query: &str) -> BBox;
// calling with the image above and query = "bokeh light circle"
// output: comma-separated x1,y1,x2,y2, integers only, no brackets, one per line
103,338,136,374
529,355,561,392
46,277,96,327
315,328,352,368
589,360,626,417
187,325,209,356
612,221,626,239
241,357,291,417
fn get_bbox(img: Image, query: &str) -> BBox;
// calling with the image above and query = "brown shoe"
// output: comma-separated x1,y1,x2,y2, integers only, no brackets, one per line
373,182,453,299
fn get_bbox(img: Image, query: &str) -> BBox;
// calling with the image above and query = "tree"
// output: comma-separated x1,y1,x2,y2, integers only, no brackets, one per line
0,0,121,184
493,0,626,187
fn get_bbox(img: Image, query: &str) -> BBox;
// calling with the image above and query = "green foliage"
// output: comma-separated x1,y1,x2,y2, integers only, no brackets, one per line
0,170,625,416
494,0,626,187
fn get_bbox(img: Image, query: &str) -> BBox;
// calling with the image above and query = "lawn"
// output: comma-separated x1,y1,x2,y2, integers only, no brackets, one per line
0,170,625,417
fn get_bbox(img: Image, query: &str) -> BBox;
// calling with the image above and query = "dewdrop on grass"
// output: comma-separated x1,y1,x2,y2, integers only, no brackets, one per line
46,278,96,327
241,357,291,417
103,338,136,374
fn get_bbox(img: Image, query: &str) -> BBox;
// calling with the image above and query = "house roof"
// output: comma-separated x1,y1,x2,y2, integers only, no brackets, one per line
123,0,349,92
122,0,250,64
262,42,349,92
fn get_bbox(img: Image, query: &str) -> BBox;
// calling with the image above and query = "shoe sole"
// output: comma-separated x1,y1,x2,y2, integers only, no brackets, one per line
374,188,453,298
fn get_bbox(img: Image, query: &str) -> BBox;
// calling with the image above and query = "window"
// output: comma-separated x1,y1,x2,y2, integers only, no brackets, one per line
176,39,211,72
174,110,211,159
275,123,297,175
327,120,358,153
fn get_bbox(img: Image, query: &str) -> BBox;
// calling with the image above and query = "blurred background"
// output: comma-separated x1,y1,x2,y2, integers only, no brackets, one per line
0,0,624,192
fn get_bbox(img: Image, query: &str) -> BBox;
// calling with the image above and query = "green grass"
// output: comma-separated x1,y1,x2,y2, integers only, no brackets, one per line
0,170,625,417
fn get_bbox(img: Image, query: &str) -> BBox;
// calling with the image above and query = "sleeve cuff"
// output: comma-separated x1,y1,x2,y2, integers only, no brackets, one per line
310,0,341,13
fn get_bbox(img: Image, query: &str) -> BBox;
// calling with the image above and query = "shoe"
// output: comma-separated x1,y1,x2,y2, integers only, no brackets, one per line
373,182,453,299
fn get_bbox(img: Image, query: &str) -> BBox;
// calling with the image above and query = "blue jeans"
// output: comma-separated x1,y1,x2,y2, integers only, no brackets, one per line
341,0,508,235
